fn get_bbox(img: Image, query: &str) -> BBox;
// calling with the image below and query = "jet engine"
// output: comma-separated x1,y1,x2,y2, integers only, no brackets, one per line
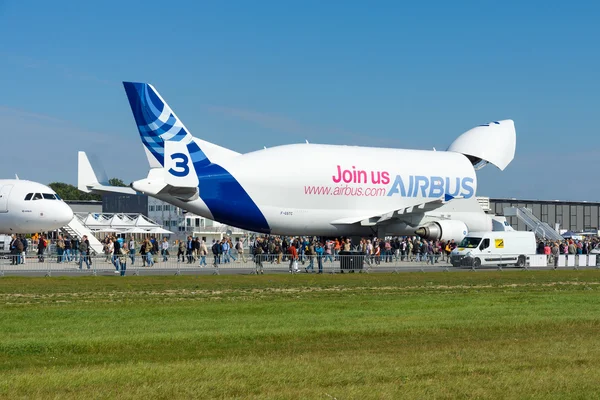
415,220,468,242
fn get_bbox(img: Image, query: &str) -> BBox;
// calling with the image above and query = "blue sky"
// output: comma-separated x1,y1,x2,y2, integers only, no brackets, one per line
1,0,598,200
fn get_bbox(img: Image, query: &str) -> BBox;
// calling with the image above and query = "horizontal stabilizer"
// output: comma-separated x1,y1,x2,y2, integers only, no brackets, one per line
78,151,136,195
81,184,137,195
132,168,198,202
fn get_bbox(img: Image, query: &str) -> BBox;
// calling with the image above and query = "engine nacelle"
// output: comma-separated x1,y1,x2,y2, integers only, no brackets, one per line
415,220,468,242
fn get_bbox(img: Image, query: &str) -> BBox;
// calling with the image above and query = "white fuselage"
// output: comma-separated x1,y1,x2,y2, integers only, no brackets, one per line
0,180,74,234
153,142,488,236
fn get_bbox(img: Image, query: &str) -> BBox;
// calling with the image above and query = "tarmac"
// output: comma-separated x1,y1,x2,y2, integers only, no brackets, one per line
0,255,587,277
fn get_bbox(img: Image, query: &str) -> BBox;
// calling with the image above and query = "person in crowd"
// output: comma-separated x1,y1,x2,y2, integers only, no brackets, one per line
119,241,128,276
37,234,47,262
152,237,159,259
145,239,155,267
199,239,208,267
222,239,231,263
161,237,169,262
315,241,325,274
103,237,111,262
193,237,201,263
177,240,185,262
365,239,374,265
112,237,121,274
212,239,223,268
373,241,381,264
56,235,65,263
384,240,392,262
63,236,72,263
379,239,386,263
544,242,552,263
140,239,148,267
128,236,136,265
235,238,247,263
253,238,264,273
186,236,194,264
10,235,21,265
426,240,435,265
288,239,299,274
78,235,92,270
304,241,315,272
71,237,80,263
324,240,334,263
537,241,545,255
227,238,237,262
20,235,28,264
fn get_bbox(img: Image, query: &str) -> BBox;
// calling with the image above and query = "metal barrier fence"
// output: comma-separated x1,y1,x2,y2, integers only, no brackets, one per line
0,252,599,276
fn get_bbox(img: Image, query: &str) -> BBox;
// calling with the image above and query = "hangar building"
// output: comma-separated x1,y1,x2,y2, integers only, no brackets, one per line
487,198,600,234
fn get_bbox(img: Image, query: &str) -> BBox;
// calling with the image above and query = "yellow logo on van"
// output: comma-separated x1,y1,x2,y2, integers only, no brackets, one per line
495,239,504,248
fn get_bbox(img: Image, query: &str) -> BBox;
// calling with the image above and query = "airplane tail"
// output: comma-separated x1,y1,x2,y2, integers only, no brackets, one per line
123,82,239,169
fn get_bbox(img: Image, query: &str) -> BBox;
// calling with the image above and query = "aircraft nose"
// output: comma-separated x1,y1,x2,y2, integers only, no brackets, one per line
59,203,74,225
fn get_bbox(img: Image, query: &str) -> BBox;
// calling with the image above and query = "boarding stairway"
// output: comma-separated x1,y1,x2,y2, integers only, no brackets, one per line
503,207,564,241
59,217,104,255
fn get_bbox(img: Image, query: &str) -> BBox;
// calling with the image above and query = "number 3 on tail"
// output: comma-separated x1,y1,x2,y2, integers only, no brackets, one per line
169,153,190,177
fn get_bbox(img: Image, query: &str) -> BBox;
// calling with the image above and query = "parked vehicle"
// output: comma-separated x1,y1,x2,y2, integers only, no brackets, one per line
0,235,12,256
450,231,536,267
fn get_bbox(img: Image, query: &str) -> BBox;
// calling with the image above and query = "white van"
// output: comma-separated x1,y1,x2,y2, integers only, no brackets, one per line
450,231,536,268
0,235,12,255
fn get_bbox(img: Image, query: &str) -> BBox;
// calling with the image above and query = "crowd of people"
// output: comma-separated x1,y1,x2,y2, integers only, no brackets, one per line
247,236,461,274
536,237,600,265
8,233,600,273
8,233,51,265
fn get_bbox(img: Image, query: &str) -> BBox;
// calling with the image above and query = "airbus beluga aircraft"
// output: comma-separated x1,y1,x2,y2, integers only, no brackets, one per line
0,179,74,233
79,82,516,242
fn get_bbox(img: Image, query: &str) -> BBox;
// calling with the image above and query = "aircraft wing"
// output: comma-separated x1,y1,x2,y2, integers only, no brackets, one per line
331,195,459,227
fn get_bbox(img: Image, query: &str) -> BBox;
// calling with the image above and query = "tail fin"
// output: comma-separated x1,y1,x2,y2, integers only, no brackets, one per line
123,82,194,168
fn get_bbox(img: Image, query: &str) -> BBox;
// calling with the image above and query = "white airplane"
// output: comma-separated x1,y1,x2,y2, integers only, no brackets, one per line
78,82,516,242
0,179,74,233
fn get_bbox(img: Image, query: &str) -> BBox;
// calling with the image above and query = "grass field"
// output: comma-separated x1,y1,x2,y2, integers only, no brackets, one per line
1,271,600,399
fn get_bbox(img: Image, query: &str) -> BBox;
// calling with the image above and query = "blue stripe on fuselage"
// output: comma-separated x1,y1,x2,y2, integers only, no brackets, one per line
186,141,270,233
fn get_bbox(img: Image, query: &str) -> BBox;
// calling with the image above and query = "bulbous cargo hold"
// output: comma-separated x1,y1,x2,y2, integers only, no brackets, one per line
81,82,519,237
447,120,516,171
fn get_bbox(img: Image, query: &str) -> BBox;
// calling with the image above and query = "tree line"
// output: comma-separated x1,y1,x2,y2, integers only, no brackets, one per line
48,178,127,201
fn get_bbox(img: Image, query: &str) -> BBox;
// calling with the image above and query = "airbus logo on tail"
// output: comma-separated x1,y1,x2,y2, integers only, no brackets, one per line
387,175,475,199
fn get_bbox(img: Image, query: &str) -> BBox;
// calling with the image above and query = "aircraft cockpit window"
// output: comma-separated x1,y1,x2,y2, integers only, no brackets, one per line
32,193,43,200
24,193,33,201
55,194,62,200
43,193,56,200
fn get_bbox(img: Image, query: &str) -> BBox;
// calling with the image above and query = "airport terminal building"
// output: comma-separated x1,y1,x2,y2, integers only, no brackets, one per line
486,198,600,234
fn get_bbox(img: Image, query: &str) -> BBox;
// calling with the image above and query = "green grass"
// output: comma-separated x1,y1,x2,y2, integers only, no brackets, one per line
1,271,600,399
